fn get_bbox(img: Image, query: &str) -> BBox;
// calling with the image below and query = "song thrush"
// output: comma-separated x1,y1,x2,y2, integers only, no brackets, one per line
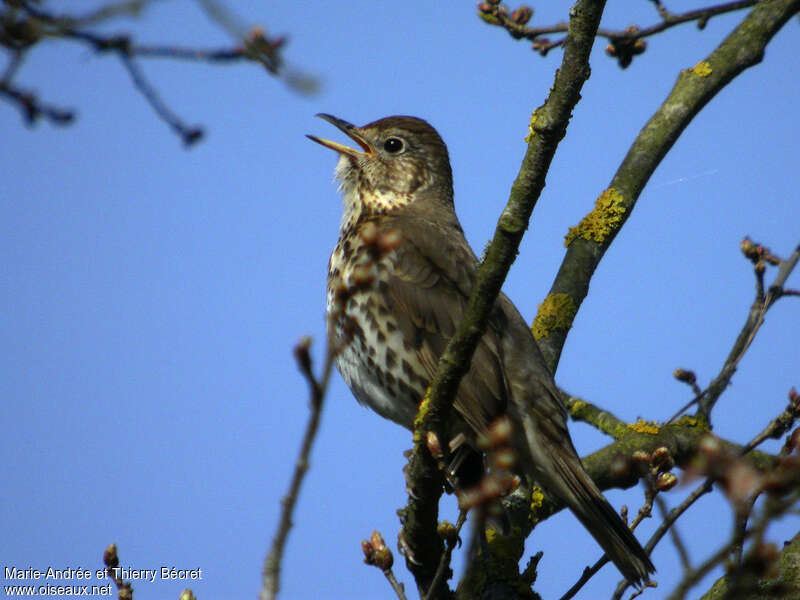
308,114,654,584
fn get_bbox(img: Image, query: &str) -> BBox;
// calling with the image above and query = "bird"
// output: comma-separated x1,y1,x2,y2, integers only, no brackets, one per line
307,113,654,585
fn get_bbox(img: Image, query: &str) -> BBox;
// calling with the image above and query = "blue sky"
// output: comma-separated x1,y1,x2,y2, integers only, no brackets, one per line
2,2,799,599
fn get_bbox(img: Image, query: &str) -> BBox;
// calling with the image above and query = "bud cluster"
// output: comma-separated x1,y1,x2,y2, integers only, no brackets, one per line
630,446,679,492
605,26,647,69
740,237,781,266
361,530,394,571
457,416,520,511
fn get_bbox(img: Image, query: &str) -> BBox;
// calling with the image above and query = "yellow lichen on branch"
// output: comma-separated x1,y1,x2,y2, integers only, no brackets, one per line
532,293,576,340
690,60,713,77
529,486,546,523
412,388,433,443
564,187,627,246
626,419,660,435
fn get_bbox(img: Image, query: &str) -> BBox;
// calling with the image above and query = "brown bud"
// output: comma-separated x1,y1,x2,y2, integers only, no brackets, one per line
437,521,459,546
492,448,516,470
487,415,512,446
605,44,617,57
481,475,504,499
784,427,800,454
631,450,651,464
699,434,721,455
656,471,678,491
362,531,393,570
725,461,762,505
426,431,444,459
511,6,533,25
477,2,493,12
103,543,119,569
740,237,759,261
652,446,674,472
293,336,313,374
673,368,696,385
457,487,482,511
632,39,647,54
178,590,197,600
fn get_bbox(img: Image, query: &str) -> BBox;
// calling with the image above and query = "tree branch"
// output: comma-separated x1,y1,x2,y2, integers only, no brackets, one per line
399,2,608,598
479,1,759,66
536,0,800,373
667,239,800,423
1,0,317,143
261,337,336,600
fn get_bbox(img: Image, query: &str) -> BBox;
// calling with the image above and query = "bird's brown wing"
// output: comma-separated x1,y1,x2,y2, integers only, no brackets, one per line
378,215,509,437
378,216,654,583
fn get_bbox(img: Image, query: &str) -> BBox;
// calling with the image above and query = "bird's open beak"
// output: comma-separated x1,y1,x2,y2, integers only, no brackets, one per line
306,113,372,158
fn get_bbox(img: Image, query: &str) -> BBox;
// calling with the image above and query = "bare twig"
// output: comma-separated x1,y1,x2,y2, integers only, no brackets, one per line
655,495,691,571
664,489,800,600
102,543,135,599
1,49,23,82
479,0,758,65
117,50,204,146
423,512,467,600
2,0,316,141
535,0,800,373
668,240,800,423
384,570,409,600
614,392,800,599
560,469,657,600
0,79,75,125
362,530,409,600
260,337,337,600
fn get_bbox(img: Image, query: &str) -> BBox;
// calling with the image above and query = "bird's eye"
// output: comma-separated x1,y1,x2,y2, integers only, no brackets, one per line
383,137,404,154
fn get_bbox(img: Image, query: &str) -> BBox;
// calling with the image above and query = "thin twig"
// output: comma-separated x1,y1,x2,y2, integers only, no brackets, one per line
479,0,757,58
0,80,75,124
664,490,800,600
384,570,409,600
260,337,337,600
4,0,315,142
423,511,467,600
102,543,135,599
655,496,691,571
614,392,800,599
667,240,800,423
117,51,204,146
560,484,655,600
2,50,23,83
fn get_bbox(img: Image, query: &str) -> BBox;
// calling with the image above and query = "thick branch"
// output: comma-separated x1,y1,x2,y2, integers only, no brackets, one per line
537,0,800,372
400,3,607,598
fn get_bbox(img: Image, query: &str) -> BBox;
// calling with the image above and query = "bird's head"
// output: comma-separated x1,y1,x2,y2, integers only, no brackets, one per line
308,114,454,216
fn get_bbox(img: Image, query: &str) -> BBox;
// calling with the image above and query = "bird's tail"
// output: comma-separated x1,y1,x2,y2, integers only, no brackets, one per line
545,443,655,585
